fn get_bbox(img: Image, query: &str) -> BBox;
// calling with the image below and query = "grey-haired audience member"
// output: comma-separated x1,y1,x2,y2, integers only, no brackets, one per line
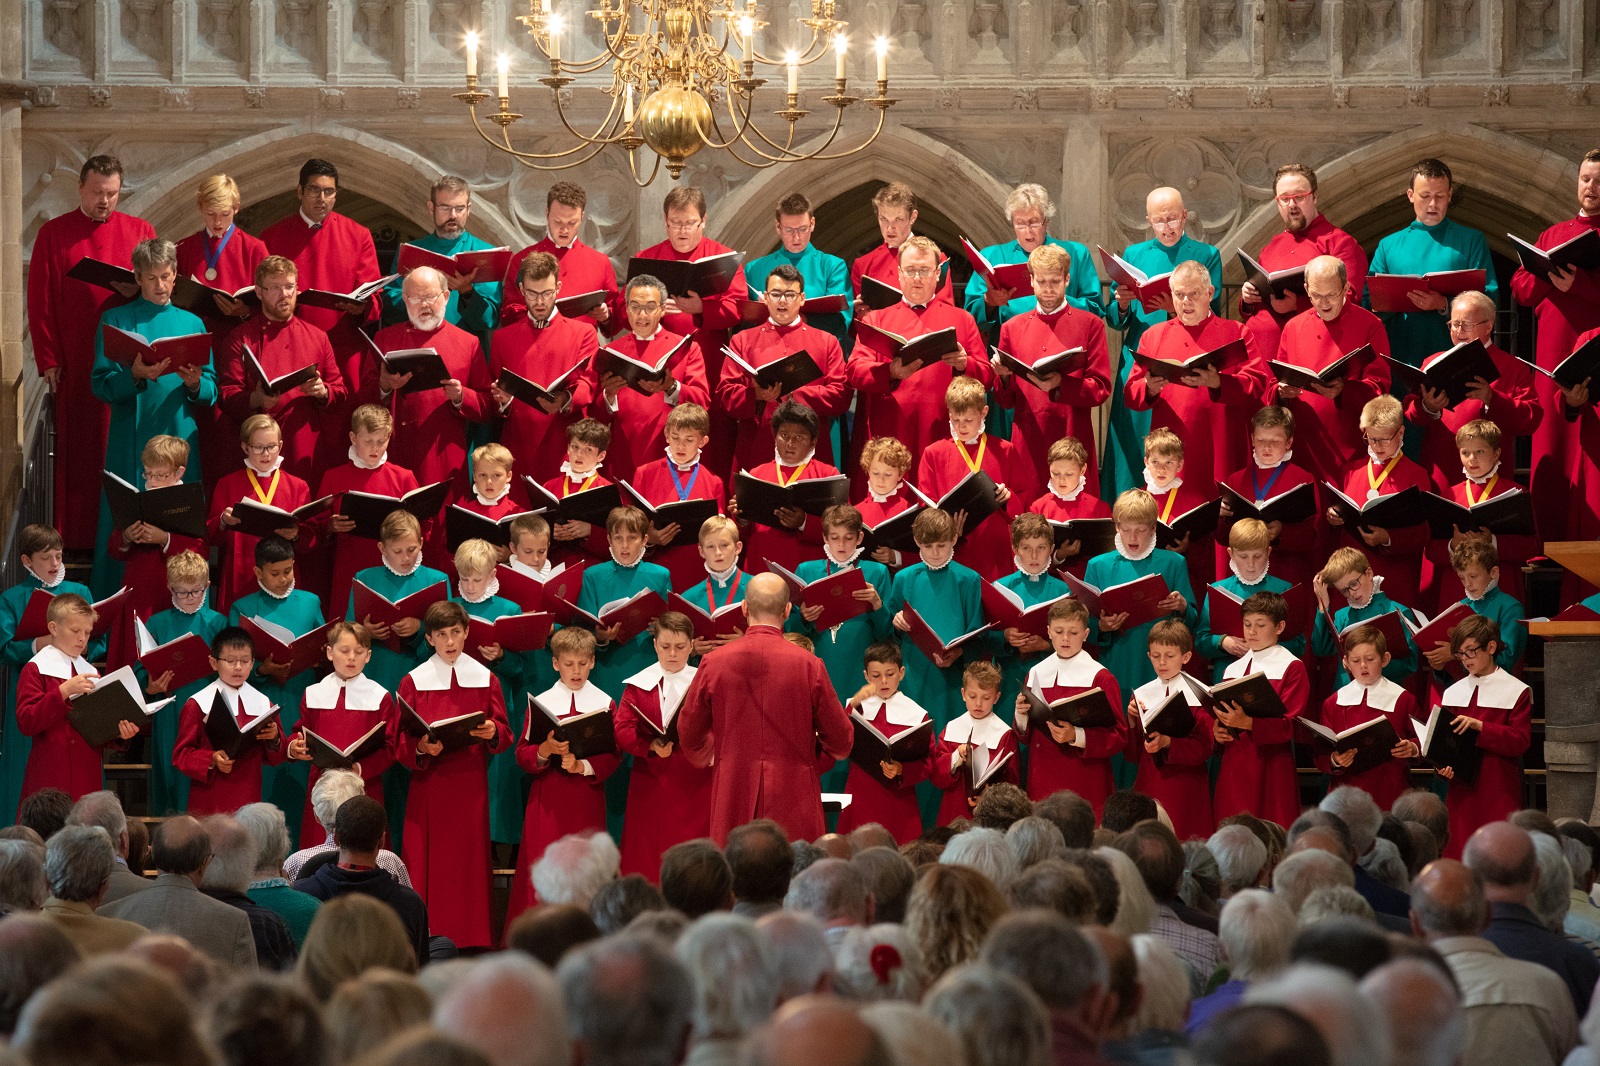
941,827,1020,890
849,847,915,925
1006,817,1068,870
757,911,835,1001
924,964,1053,1066
832,923,926,1003
1208,825,1269,899
557,933,693,1066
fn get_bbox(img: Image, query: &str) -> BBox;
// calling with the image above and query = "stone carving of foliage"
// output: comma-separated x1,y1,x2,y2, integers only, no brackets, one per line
1112,137,1243,245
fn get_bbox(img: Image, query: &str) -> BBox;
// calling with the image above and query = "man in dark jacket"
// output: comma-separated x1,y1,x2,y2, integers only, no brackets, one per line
200,814,296,971
293,796,430,966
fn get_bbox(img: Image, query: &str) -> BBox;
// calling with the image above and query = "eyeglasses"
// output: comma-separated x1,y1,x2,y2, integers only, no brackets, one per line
433,203,471,215
1361,432,1399,444
1333,578,1363,596
259,283,297,296
215,657,254,668
403,291,446,305
1170,289,1207,302
1148,216,1185,230
765,289,803,301
303,186,338,199
665,218,704,232
172,587,207,599
1011,218,1046,232
900,267,936,279
1454,644,1485,660
778,224,813,238
1448,319,1491,331
1305,290,1343,302
626,302,662,314
246,442,282,455
1275,191,1314,204
521,287,559,302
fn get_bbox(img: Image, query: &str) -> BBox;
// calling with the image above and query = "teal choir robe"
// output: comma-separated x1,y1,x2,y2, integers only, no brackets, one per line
992,567,1071,726
963,237,1105,340
381,231,504,348
1101,235,1223,498
136,603,228,816
885,560,986,731
1311,589,1422,687
1367,218,1499,367
744,244,854,348
1083,548,1197,699
90,298,218,597
1194,571,1306,682
1457,586,1526,674
453,591,534,846
230,587,325,844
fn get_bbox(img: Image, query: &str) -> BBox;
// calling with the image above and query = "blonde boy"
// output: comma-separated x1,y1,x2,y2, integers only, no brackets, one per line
1310,546,1419,686
914,376,1019,581
930,660,1019,823
677,515,749,655
629,403,728,590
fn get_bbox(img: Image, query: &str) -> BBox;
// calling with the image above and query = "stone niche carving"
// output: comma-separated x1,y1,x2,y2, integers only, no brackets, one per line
276,0,322,68
1110,136,1247,247
197,0,244,62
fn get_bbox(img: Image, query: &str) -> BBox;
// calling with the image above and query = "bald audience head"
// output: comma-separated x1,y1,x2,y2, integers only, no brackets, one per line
742,995,894,1066
1193,1002,1332,1066
783,858,872,929
433,954,571,1066
152,816,213,884
1409,860,1488,940
1360,959,1464,1066
742,574,792,626
1461,821,1537,905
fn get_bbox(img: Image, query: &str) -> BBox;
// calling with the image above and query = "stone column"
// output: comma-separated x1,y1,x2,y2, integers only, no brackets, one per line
0,0,26,519
1542,637,1600,822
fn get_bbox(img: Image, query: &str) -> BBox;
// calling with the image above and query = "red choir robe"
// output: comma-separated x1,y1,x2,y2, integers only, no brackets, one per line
930,711,1021,826
1271,304,1392,485
1219,459,1321,595
850,243,954,304
1429,471,1537,609
917,434,1025,582
1510,214,1600,542
541,471,613,567
207,463,315,615
718,320,850,473
317,456,422,615
740,457,841,574
1028,486,1113,578
1148,479,1219,594
490,313,600,481
1402,342,1541,486
1315,677,1418,812
615,663,710,879
855,486,918,569
1330,454,1446,612
175,226,270,497
500,238,620,326
627,457,727,590
994,303,1113,503
27,208,155,547
16,647,116,801
217,314,347,485
837,692,932,843
173,679,288,815
394,653,512,949
1439,668,1532,859
1560,326,1600,573
509,679,619,922
1240,215,1369,361
586,329,711,482
1125,314,1271,489
678,623,855,843
1015,651,1125,814
260,211,382,476
845,302,993,479
291,672,394,846
1126,675,1215,842
1211,643,1308,828
107,526,207,667
364,320,493,490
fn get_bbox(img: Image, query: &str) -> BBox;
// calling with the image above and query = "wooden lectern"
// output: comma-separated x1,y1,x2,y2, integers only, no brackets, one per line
1531,544,1600,822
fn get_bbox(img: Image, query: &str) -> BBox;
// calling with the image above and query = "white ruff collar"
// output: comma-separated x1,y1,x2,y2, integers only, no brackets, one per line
304,672,387,711
1134,674,1203,709
1228,559,1270,587
1464,462,1501,486
949,424,983,447
1115,533,1156,561
246,455,284,477
1336,675,1405,713
537,680,612,717
861,690,930,728
1367,448,1399,466
776,449,816,470
943,711,1011,747
1031,650,1102,690
1443,667,1529,711
624,662,697,724
509,558,553,579
1345,575,1381,610
1224,642,1297,681
383,556,422,578
1014,556,1052,579
705,562,740,584
1050,478,1086,503
475,485,511,506
1466,578,1500,604
173,592,203,615
824,544,864,568
1255,449,1294,471
458,578,500,604
409,653,493,691
667,447,702,473
560,460,602,479
868,485,901,504
258,579,293,601
30,644,96,680
29,565,64,590
921,555,951,572
610,548,642,569
349,446,387,470
1145,472,1182,495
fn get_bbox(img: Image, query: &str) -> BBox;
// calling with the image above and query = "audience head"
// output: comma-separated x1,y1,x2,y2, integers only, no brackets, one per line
1359,959,1464,1066
325,969,434,1066
849,847,914,925
530,832,619,912
1113,821,1187,905
743,994,895,1066
588,874,666,936
847,824,898,853
727,820,793,910
1461,821,1537,906
203,973,329,1066
905,864,1009,981
297,894,418,1000
980,909,1109,1019
1291,917,1392,978
1287,810,1355,863
234,802,292,879
1095,846,1156,936
858,1002,966,1066
1219,889,1297,981
1033,791,1096,849
1297,885,1375,927
17,789,72,843
1060,849,1120,926
507,905,601,969
0,915,79,1037
64,791,128,857
1006,858,1098,923
833,922,927,1003
924,965,1052,1066
433,953,571,1066
1192,1002,1332,1066
42,824,113,904
311,769,370,833
124,935,219,1001
151,815,213,879
1273,849,1354,914
675,913,779,1040
1319,787,1382,857
1392,791,1449,854
1005,817,1066,870
1130,934,1191,1034
941,827,1019,890
971,784,1033,832
1245,963,1390,1066
757,911,835,1000
627,908,691,946
0,840,46,913
1528,831,1573,932
557,933,693,1066
1101,790,1159,834
15,956,213,1066
351,1027,492,1066
660,839,733,919
199,815,256,894
1409,859,1487,939
1209,825,1269,896
784,858,872,928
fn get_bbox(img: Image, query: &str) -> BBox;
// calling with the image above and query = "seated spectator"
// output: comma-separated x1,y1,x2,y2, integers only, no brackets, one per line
1358,959,1465,1066
292,796,429,967
126,818,149,877
791,839,827,877
1322,787,1413,906
982,910,1114,1066
850,847,915,925
1036,790,1098,850
39,825,146,957
1245,963,1390,1066
1558,829,1600,946
557,934,693,1066
1291,807,1411,923
588,874,666,935
17,788,72,843
1006,817,1068,871
676,913,779,1066
125,934,221,1001
506,905,601,969
941,827,1020,890
1097,846,1158,938
1273,848,1356,915
235,802,321,949
432,951,572,1066
757,911,835,1001
202,973,329,1066
744,995,896,1066
0,838,46,916
1180,841,1222,919
1102,790,1160,834
65,791,150,905
924,965,1053,1066
858,1001,966,1066
325,969,434,1066
1374,815,1420,890
99,815,257,969
906,865,1009,982
1188,889,1297,1038
529,832,620,913
1392,790,1450,859
1527,832,1594,954
727,820,793,920
1115,822,1222,987
1124,934,1193,1065
284,769,411,886
627,909,691,945
1290,917,1392,978
784,859,873,944
974,784,1035,832
200,815,296,971
296,894,418,1000
1297,887,1377,928
1062,849,1121,927
660,840,734,920
833,923,926,1003
0,915,79,1038
351,1027,493,1066
1008,858,1100,923
847,824,898,853
1191,1003,1332,1066
13,955,215,1066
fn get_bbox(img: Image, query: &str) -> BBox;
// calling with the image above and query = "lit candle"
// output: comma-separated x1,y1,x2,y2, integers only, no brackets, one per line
497,53,509,98
548,14,563,60
738,15,753,58
466,31,478,77
624,84,635,122
875,36,888,81
834,34,846,79
786,49,798,94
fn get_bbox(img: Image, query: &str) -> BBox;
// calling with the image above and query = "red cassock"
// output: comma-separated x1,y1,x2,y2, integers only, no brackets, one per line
678,624,854,843
1439,669,1532,859
627,458,727,590
586,330,711,482
1016,652,1125,815
173,681,288,815
845,302,992,479
740,458,841,574
1125,314,1270,489
994,304,1112,503
500,239,620,326
508,680,619,922
850,243,955,304
1560,326,1600,568
1510,215,1600,542
16,651,115,801
107,527,207,667
1314,679,1418,813
1428,474,1538,609
1273,305,1393,485
218,314,347,484
917,436,1025,582
364,320,493,490
259,211,382,475
614,664,711,880
175,226,269,497
1402,343,1540,486
632,236,747,383
836,693,932,844
1211,644,1308,828
855,488,918,570
1330,454,1445,611
1219,460,1321,595
1126,676,1216,842
316,459,421,616
1027,489,1113,578
718,321,850,474
1150,480,1219,595
541,472,614,567
490,314,600,482
291,673,394,846
1239,215,1369,360
393,655,512,950
929,714,1021,826
26,208,155,548
207,464,315,615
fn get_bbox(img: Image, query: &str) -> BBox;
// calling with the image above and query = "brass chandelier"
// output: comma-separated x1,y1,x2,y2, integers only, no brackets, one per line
454,0,897,185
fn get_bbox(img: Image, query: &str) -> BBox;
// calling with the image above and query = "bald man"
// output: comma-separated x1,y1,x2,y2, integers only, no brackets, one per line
678,573,853,843
743,996,894,1066
1103,187,1225,497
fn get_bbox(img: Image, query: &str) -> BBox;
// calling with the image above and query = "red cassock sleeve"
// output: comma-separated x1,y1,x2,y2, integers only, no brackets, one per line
1474,690,1532,758
613,686,654,759
1250,662,1309,745
1078,669,1127,760
14,664,69,737
928,738,963,791
173,697,218,783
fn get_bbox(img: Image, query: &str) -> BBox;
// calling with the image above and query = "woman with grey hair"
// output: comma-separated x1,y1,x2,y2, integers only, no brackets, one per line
89,234,218,589
832,923,927,1003
860,1002,968,1066
925,963,1052,1066
0,840,47,915
236,802,321,948
942,827,1020,890
1096,845,1156,937
1005,816,1067,870
676,914,780,1066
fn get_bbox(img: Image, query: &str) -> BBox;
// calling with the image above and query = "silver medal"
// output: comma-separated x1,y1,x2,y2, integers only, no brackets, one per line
205,268,218,280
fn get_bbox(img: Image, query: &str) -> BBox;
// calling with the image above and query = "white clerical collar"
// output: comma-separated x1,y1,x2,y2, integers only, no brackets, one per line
304,672,387,711
824,544,864,568
1031,650,1102,689
200,679,275,721
475,485,511,506
1050,477,1086,503
624,662,697,723
1228,559,1270,587
867,485,901,504
537,680,612,716
560,460,602,479
1337,675,1405,712
776,449,815,470
348,446,387,470
862,691,929,727
1367,448,1399,466
631,326,664,342
610,549,642,569
1444,667,1529,710
173,591,203,615
667,447,702,473
1255,449,1294,471
30,644,95,680
1036,296,1068,316
1464,462,1501,486
258,579,294,601
383,556,422,578
410,653,493,691
943,711,1010,748
1134,674,1203,709
949,424,983,447
1115,533,1156,561
1144,472,1181,495
458,578,500,604
246,455,284,477
1014,557,1051,580
28,564,64,590
1225,643,1296,681
705,562,740,584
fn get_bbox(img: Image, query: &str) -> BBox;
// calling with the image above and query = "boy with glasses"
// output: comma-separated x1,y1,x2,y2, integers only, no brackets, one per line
1435,614,1531,857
